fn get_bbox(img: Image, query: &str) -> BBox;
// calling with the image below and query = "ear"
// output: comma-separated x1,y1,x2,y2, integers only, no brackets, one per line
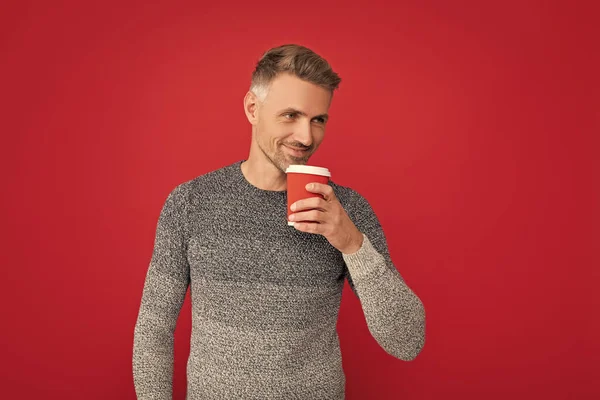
243,91,260,125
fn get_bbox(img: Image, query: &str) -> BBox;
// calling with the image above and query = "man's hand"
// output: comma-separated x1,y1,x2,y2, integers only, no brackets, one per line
289,183,364,254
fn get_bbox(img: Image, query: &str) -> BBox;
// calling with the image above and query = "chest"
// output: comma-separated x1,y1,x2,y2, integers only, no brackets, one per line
185,205,346,290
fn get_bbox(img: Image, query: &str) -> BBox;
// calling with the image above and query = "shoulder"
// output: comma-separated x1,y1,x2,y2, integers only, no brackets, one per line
153,162,242,237
186,161,240,191
329,180,375,220
163,160,241,209
330,180,386,244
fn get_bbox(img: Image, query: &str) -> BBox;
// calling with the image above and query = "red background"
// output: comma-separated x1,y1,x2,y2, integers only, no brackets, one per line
1,1,598,399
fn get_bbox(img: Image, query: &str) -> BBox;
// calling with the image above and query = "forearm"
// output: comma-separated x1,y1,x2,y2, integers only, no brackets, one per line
343,233,426,361
133,314,176,399
133,267,188,399
133,184,191,398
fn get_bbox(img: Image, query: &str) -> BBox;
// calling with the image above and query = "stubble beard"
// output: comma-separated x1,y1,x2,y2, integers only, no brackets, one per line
259,140,310,173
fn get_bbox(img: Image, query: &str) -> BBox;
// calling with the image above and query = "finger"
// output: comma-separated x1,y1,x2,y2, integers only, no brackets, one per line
293,221,322,234
289,209,323,223
305,183,336,201
290,196,327,212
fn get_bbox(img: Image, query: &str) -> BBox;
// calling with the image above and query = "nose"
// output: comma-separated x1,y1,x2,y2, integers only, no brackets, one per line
292,120,313,148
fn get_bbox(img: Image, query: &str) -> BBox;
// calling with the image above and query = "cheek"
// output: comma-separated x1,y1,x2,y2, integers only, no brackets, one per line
269,124,291,143
313,128,326,144
257,121,285,146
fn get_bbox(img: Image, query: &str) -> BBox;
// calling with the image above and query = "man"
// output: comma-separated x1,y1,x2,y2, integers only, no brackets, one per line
133,44,425,399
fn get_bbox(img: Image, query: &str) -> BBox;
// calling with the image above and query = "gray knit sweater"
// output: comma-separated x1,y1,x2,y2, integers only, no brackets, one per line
133,160,425,399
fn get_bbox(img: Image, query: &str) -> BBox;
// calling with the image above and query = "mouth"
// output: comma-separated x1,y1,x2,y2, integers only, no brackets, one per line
283,145,310,158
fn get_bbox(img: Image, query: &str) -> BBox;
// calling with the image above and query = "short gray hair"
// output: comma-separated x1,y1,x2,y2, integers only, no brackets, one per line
250,44,341,101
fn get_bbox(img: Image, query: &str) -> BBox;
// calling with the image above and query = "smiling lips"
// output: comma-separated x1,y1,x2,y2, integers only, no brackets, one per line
284,145,309,157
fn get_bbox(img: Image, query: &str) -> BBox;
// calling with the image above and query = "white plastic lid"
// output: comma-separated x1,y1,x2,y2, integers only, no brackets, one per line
285,164,331,177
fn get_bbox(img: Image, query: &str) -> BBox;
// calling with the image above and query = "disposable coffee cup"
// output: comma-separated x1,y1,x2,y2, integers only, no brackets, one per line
285,165,331,226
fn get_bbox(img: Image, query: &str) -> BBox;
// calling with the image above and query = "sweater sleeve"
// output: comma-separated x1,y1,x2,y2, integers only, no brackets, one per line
133,184,191,399
342,192,426,361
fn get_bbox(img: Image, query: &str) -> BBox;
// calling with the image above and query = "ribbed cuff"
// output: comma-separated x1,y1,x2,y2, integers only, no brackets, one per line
341,233,388,281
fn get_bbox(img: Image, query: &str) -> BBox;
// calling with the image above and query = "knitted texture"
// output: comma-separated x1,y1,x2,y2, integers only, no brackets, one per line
133,160,425,399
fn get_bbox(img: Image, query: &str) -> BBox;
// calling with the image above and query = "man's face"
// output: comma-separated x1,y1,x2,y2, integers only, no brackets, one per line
251,73,332,173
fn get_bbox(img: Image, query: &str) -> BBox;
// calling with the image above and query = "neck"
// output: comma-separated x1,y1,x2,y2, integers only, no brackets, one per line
241,157,287,192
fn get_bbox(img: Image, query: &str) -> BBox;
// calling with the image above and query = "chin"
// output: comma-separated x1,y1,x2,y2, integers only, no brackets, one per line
286,155,310,168
291,156,308,164
273,151,308,172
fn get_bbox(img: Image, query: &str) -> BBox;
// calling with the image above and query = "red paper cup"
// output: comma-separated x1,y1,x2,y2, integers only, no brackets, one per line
285,165,331,226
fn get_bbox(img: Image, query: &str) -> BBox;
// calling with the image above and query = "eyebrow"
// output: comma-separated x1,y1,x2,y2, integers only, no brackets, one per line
279,107,329,121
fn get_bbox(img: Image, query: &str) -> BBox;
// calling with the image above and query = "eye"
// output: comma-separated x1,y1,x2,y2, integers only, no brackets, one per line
283,112,297,119
312,117,326,124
